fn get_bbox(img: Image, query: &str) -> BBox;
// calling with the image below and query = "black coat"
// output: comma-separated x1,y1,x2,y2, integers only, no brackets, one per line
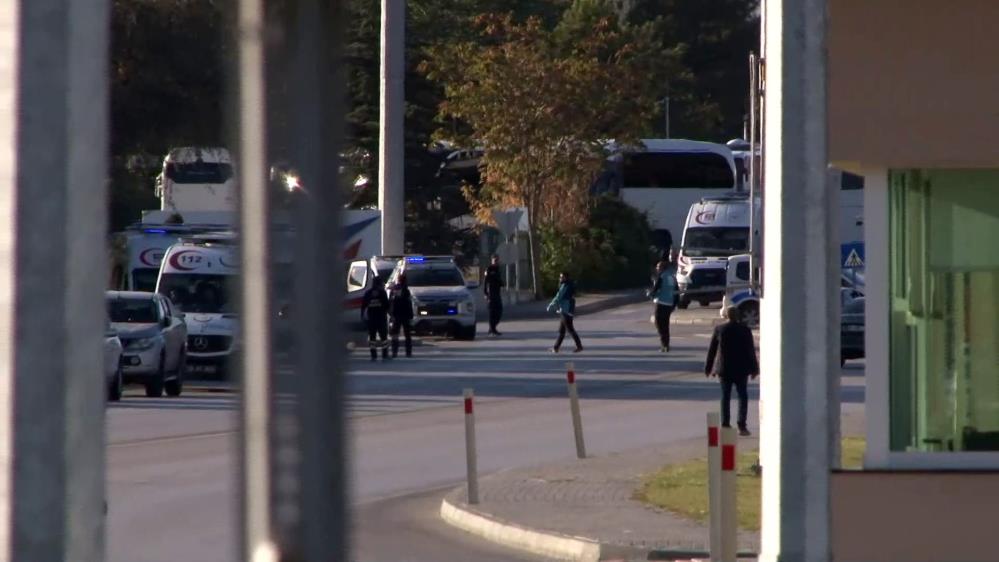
389,287,414,322
361,287,389,320
483,264,503,300
705,320,759,380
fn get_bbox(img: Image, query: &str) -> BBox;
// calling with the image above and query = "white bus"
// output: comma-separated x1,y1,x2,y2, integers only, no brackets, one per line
595,139,739,252
156,147,237,213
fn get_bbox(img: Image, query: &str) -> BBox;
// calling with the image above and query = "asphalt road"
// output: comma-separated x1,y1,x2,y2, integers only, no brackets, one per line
106,302,866,562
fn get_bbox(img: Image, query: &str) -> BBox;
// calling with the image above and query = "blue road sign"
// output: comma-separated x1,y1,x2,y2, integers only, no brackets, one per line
841,242,865,269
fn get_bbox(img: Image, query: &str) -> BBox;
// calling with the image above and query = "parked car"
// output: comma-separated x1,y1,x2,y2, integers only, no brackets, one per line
841,297,865,366
104,317,123,402
106,291,187,397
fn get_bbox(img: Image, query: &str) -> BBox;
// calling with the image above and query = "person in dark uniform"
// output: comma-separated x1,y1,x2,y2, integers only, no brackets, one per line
361,277,390,361
704,306,759,436
483,254,504,336
389,273,415,358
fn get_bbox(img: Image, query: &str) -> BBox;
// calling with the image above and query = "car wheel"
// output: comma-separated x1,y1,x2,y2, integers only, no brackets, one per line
739,301,760,328
455,324,477,341
165,352,185,397
145,355,165,398
677,297,690,310
107,365,123,402
698,299,711,307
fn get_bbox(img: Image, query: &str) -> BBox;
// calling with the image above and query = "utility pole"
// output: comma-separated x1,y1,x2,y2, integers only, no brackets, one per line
758,0,834,561
0,1,109,559
379,0,406,254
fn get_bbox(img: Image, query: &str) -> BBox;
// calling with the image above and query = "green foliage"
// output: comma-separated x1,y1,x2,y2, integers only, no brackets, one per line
540,197,655,294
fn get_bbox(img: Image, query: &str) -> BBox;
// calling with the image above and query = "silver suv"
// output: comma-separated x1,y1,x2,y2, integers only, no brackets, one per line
388,256,477,340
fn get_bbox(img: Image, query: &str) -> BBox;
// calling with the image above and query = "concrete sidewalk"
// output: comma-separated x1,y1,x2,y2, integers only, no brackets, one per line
441,410,866,562
440,438,759,562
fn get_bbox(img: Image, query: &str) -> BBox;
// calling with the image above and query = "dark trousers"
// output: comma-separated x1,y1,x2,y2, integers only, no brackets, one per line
554,314,582,350
367,315,389,359
487,298,503,332
720,376,749,429
654,304,673,348
390,320,412,357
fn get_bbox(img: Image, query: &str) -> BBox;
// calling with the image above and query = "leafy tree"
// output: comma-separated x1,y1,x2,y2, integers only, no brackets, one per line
423,2,680,295
625,0,760,140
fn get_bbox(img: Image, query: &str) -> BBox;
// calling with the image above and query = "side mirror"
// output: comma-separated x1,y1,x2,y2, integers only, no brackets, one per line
161,316,171,328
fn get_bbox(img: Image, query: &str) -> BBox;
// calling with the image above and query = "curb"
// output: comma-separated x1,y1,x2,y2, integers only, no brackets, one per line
440,496,601,562
440,489,759,562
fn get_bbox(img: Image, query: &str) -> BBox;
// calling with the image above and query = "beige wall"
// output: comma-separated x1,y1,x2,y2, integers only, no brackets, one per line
832,471,999,561
829,0,999,168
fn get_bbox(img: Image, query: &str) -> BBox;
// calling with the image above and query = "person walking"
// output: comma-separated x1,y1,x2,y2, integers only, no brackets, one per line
547,272,583,353
648,258,678,352
704,306,759,436
361,276,390,361
483,254,503,336
389,273,415,358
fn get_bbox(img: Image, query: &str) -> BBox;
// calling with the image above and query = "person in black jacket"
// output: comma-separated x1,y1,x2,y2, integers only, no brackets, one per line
483,254,504,336
389,274,415,358
361,277,390,361
705,306,759,436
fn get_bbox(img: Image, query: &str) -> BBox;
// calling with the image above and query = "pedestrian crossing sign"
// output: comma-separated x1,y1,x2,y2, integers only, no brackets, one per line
844,248,864,268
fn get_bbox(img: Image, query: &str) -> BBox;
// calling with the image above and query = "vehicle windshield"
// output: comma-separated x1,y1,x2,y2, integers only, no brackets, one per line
404,267,464,287
165,162,234,184
375,266,395,284
131,268,160,292
107,297,159,324
682,227,749,257
157,273,233,313
621,152,734,189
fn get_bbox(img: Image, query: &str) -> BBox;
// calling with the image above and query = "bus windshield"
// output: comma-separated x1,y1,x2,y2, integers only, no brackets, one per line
621,152,734,189
157,273,234,314
682,227,749,257
165,162,234,184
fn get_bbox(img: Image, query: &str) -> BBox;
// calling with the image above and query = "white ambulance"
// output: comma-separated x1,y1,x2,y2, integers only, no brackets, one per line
155,233,239,376
675,193,756,307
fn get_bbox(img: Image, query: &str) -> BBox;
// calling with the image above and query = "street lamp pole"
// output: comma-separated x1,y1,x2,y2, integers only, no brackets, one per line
379,0,406,254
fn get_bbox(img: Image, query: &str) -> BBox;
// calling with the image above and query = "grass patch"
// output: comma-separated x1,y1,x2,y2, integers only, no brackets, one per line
635,437,865,531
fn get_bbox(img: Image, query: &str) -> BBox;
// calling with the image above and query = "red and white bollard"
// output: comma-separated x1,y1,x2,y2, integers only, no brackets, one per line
463,388,479,504
707,412,722,562
566,362,586,459
720,426,738,562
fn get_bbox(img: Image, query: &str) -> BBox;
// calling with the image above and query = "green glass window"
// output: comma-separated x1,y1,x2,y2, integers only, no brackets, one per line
889,170,999,452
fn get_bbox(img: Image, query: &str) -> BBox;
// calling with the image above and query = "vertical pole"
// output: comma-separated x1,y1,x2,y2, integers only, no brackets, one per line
720,427,738,562
464,389,479,504
0,1,109,559
748,52,758,284
378,0,405,254
237,0,274,559
566,363,586,459
707,412,722,562
760,0,832,561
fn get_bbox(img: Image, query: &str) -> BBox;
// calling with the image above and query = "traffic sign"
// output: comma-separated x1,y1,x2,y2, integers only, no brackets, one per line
841,242,865,269
491,208,525,236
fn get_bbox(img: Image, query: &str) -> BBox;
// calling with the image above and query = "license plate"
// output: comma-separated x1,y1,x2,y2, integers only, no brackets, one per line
189,364,218,374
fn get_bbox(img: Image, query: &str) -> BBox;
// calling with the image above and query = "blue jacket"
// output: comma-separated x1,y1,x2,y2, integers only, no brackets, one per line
651,268,677,306
547,281,576,316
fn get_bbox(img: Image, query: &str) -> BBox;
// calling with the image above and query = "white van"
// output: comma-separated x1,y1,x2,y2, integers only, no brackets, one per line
155,233,238,376
675,194,756,307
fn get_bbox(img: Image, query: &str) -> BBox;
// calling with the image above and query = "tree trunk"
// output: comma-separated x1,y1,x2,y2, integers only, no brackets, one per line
526,218,542,299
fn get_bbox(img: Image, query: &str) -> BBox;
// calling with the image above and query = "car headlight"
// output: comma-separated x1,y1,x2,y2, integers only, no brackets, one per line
125,336,159,351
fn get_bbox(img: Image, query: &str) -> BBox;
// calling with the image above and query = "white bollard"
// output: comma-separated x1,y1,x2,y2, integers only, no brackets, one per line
720,426,738,562
707,412,722,562
566,362,586,459
463,389,479,504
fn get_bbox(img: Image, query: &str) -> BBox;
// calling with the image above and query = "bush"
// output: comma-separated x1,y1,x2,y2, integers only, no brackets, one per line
540,196,655,294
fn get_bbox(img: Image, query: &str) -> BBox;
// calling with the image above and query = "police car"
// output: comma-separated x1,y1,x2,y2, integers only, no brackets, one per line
387,256,477,340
